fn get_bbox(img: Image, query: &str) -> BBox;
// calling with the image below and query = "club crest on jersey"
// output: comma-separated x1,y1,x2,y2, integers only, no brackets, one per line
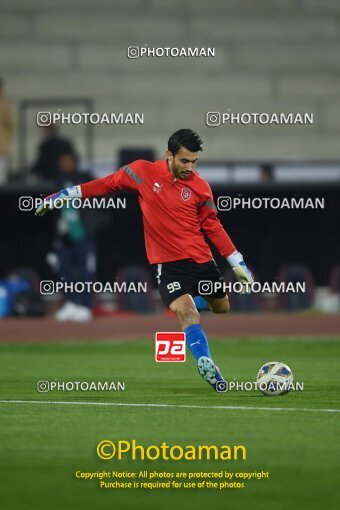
181,188,191,201
153,182,163,194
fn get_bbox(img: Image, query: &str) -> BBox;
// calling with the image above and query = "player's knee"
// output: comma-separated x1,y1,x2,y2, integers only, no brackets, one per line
212,298,230,314
176,306,200,327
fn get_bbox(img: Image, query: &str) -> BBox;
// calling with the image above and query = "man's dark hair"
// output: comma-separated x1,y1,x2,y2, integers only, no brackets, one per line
168,129,203,155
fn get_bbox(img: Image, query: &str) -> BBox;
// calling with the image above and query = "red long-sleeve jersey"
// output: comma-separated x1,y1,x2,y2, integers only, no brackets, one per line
80,159,236,264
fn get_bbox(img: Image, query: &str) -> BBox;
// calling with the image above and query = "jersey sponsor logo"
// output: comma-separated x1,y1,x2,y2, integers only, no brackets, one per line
181,188,191,201
153,182,163,193
155,332,186,362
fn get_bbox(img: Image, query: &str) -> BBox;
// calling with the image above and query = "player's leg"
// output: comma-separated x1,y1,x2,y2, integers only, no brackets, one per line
153,260,225,391
193,295,210,311
169,294,225,390
205,295,230,313
169,293,210,358
194,260,229,313
190,261,230,388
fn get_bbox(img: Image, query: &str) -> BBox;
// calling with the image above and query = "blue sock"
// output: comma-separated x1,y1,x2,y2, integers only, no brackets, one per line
194,296,209,311
184,324,211,361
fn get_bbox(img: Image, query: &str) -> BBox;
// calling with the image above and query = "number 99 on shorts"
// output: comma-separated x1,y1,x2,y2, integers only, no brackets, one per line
166,281,181,293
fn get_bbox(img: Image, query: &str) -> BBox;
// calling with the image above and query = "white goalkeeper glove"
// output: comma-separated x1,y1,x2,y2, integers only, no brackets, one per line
35,185,81,217
226,251,254,295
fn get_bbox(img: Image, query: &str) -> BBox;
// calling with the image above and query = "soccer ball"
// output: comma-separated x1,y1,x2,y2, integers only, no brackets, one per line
256,361,293,396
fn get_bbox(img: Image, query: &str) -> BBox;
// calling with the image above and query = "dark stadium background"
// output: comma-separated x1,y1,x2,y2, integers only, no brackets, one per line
0,183,339,285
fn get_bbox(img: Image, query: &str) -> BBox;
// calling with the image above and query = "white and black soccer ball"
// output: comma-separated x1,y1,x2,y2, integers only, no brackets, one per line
256,361,293,396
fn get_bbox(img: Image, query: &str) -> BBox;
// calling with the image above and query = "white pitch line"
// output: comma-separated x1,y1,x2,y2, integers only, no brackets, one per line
0,400,339,413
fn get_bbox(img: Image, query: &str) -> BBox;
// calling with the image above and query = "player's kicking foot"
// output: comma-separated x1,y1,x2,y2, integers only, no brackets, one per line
197,356,226,392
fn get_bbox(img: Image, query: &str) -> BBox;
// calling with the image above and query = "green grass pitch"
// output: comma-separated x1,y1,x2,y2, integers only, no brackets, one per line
0,338,339,510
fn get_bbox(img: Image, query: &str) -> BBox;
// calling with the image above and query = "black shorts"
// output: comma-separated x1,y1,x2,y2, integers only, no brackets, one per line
152,259,226,308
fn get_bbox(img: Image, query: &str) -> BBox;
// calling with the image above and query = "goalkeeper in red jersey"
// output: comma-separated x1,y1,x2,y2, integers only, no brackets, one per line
36,129,254,391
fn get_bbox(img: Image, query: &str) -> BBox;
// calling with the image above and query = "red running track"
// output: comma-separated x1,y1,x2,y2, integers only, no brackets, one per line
0,313,339,342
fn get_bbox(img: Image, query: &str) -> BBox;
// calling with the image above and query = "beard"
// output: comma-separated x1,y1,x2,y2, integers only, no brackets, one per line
170,163,191,180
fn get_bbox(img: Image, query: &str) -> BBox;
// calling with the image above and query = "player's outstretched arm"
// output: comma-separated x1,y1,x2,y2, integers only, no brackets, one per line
226,250,254,295
35,185,81,216
35,162,143,217
198,185,254,294
201,213,255,294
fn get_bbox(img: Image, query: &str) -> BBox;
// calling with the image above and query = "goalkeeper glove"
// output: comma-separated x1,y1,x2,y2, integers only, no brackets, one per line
226,251,254,294
35,185,81,217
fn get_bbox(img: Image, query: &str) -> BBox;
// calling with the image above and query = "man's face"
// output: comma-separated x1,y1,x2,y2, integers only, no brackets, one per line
167,146,199,180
